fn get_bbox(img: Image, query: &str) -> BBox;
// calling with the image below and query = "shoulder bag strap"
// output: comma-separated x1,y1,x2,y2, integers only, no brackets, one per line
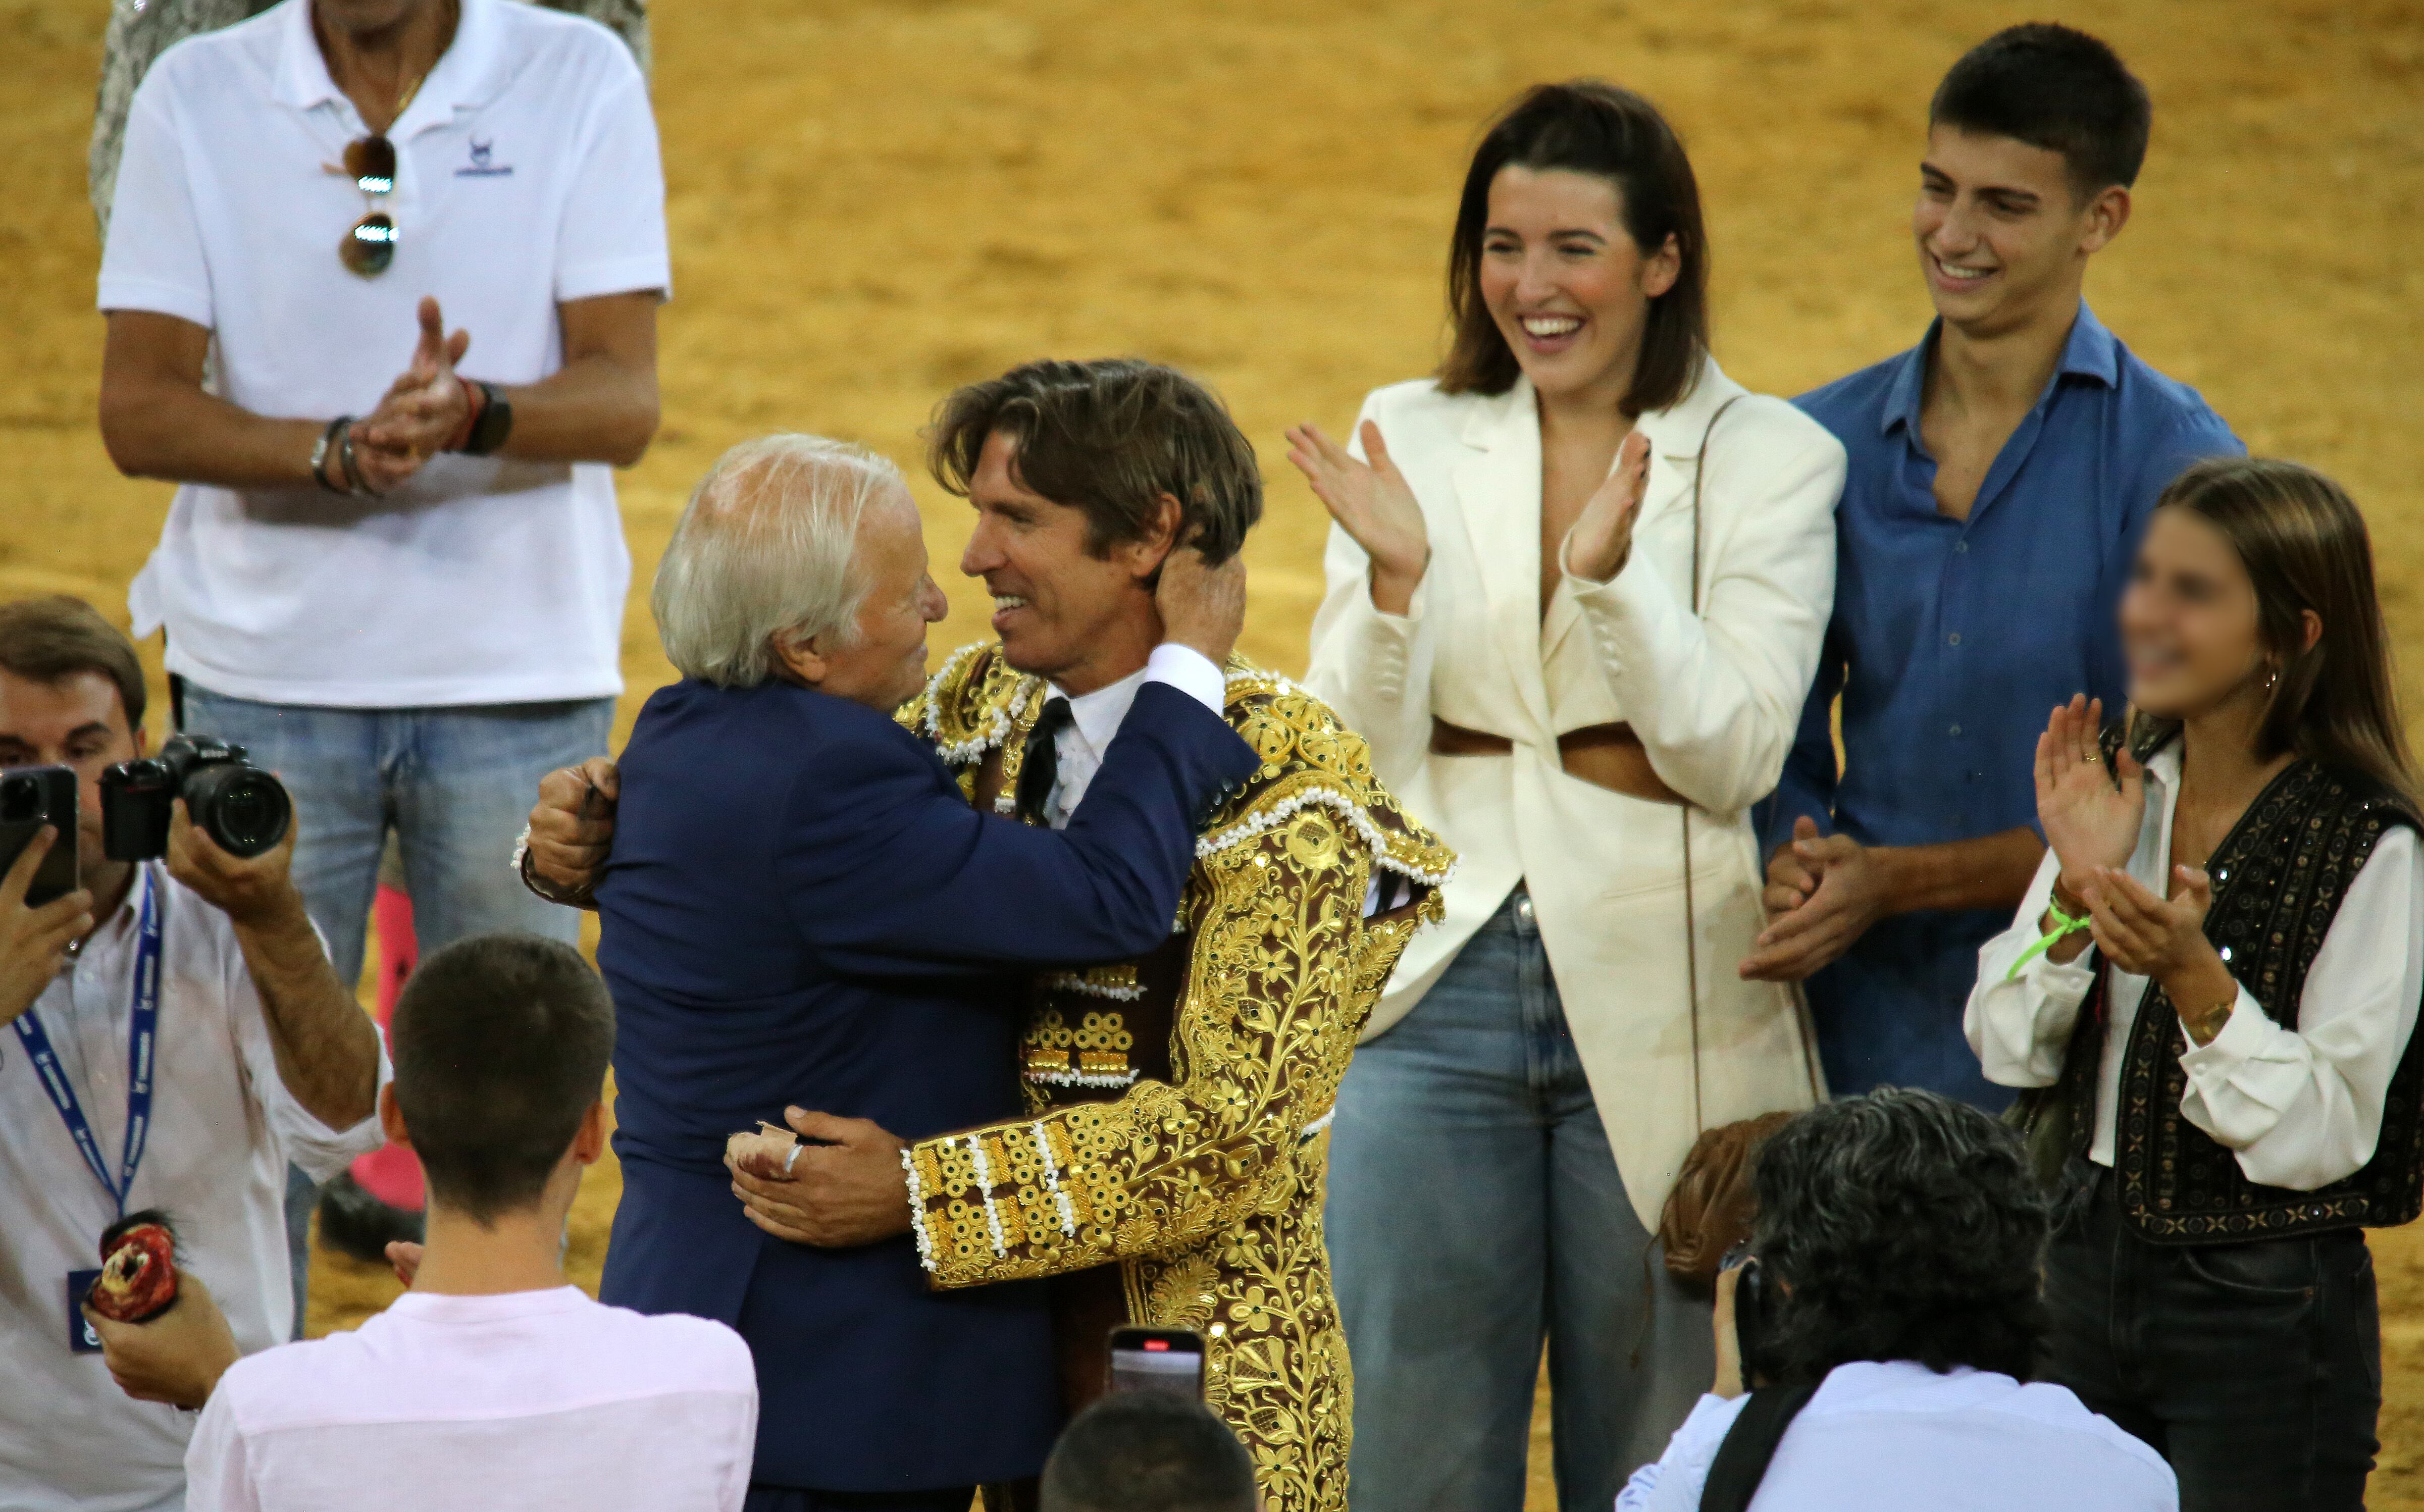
1682,395,1744,1131
1697,1383,1820,1512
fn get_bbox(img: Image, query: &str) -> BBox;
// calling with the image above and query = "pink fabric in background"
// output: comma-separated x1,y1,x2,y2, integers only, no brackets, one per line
350,882,425,1211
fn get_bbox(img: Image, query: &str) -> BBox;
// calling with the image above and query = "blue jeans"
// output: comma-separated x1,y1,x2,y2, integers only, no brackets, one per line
1325,890,1713,1512
182,683,615,1324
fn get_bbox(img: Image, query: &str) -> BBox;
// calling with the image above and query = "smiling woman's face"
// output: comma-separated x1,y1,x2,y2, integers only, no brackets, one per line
2121,507,2272,720
1477,165,1678,408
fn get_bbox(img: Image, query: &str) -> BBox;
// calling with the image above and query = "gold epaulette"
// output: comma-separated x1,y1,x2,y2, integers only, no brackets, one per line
1205,659,1456,891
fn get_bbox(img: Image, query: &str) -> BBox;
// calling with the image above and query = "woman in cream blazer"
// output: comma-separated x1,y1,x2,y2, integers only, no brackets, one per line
1293,83,1844,1510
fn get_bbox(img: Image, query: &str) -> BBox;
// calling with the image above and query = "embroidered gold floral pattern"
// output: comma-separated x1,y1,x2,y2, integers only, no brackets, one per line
897,646,1452,1512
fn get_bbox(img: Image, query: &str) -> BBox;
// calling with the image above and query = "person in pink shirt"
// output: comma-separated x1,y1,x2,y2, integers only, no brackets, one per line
91,933,758,1512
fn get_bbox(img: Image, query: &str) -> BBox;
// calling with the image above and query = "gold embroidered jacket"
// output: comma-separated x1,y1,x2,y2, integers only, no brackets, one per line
895,644,1452,1512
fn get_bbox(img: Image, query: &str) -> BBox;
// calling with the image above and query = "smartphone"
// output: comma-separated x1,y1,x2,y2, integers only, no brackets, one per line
0,766,78,908
1107,1325,1206,1400
1732,1254,1779,1386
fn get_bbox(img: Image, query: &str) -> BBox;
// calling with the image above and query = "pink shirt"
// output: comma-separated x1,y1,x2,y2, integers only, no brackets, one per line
185,1287,756,1512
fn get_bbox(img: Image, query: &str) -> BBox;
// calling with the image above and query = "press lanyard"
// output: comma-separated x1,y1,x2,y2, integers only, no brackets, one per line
12,867,162,1217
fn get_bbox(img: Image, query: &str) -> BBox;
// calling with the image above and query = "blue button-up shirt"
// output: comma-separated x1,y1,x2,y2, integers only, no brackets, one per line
1764,303,2242,1106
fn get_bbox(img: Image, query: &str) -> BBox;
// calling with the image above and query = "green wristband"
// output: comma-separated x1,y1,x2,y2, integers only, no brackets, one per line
2004,898,2091,981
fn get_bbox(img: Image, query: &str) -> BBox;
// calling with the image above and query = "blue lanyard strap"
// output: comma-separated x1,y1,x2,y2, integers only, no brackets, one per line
12,868,162,1216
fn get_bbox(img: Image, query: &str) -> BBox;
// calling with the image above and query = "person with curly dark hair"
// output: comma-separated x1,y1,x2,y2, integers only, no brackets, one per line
1614,1089,2175,1511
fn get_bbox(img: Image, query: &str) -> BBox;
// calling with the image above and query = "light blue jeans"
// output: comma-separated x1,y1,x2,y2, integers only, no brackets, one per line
180,683,614,1325
1326,890,1713,1512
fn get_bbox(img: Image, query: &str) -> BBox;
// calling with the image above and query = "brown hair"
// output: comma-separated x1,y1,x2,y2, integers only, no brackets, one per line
1436,81,1711,416
0,595,147,731
926,359,1264,565
392,933,615,1224
2133,458,2415,804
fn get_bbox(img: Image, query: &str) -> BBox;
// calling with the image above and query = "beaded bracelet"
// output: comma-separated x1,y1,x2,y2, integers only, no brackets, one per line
310,415,351,494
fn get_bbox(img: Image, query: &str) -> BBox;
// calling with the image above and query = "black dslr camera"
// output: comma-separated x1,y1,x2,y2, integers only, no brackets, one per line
100,735,291,860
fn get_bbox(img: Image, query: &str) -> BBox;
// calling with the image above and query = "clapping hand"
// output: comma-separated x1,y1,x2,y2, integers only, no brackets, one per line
350,296,476,492
1284,420,1429,615
2036,695,2143,900
2077,864,2213,980
1562,430,1654,584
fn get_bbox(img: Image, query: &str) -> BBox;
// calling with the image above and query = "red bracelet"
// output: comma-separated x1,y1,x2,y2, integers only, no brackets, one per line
444,380,486,454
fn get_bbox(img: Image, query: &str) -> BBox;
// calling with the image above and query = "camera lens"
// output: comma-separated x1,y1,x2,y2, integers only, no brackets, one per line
186,766,291,858
0,776,33,824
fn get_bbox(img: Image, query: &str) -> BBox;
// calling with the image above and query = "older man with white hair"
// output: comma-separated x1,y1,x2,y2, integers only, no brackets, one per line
554,434,1255,1509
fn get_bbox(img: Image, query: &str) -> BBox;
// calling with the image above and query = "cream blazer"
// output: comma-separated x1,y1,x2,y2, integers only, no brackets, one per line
1305,361,1845,1225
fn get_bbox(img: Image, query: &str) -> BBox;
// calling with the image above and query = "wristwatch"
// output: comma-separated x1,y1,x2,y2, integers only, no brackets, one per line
456,380,513,457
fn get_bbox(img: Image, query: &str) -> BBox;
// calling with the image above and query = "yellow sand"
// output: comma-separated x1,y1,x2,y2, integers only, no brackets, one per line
6,1,2422,1503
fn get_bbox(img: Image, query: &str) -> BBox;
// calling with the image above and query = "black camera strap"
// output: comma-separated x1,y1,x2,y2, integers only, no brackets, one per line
1698,1383,1818,1512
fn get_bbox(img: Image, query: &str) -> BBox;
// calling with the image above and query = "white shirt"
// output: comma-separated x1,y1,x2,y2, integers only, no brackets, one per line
0,865,390,1512
98,0,671,708
184,1287,757,1512
1967,743,2424,1190
1037,644,1229,828
1615,1361,2177,1512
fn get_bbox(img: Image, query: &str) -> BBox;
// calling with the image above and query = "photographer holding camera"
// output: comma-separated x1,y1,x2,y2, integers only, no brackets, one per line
1615,1089,2176,1511
0,596,386,1512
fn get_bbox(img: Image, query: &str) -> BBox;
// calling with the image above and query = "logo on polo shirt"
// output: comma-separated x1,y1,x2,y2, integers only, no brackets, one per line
454,137,514,178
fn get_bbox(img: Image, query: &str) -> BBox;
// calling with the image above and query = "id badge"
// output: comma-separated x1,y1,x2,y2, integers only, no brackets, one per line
67,1270,103,1354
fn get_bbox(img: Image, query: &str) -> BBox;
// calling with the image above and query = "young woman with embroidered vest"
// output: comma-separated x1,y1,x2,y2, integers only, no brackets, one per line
1291,82,1845,1511
1967,457,2424,1511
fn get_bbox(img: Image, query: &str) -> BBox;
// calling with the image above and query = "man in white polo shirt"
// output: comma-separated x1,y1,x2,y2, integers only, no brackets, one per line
0,596,389,1512
94,0,668,1276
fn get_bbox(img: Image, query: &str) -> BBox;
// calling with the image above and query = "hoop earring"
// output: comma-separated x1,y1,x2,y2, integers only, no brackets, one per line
2263,664,2281,693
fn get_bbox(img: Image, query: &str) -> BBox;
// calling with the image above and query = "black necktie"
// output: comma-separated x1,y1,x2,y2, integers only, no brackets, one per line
1014,696,1075,824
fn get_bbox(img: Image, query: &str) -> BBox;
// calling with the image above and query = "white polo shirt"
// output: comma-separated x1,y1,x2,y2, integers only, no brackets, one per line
0,864,391,1512
98,0,670,709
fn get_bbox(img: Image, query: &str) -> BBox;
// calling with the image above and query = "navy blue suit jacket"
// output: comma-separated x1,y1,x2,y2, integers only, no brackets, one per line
594,675,1255,1493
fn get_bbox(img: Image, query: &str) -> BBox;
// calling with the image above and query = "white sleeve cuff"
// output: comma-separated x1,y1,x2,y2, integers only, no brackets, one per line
1144,643,1229,716
2179,985,2272,1066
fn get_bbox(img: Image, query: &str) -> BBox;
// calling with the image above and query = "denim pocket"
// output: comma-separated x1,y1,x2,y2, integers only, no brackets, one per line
2179,1239,2318,1304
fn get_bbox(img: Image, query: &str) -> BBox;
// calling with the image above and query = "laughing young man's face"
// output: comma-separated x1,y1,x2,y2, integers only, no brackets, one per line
957,430,1163,695
1912,125,2127,338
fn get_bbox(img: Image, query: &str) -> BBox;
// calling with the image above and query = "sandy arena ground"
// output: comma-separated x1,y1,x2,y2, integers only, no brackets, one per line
7,0,2424,1503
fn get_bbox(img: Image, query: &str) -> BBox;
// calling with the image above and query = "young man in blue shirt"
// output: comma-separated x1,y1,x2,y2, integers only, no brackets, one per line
1742,25,2242,1106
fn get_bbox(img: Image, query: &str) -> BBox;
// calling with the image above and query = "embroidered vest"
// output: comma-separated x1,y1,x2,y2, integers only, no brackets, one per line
2053,743,2424,1242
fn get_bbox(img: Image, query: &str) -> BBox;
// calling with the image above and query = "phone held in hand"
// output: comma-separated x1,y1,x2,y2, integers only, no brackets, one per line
0,765,80,907
1732,1254,1779,1387
1107,1325,1206,1400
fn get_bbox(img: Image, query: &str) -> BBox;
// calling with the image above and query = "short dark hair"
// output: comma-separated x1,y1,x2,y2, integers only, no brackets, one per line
927,359,1263,565
1437,80,1710,417
0,596,147,732
1039,1394,1257,1512
390,933,615,1224
1930,24,2152,195
1752,1087,2048,1383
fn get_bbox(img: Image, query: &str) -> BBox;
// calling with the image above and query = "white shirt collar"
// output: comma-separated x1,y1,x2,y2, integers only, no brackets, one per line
1048,663,1153,763
276,0,512,132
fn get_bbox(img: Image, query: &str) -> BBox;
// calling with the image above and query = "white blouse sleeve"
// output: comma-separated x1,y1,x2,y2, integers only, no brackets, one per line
1302,400,1436,793
1565,418,1843,812
1965,849,2099,1089
2180,825,2424,1190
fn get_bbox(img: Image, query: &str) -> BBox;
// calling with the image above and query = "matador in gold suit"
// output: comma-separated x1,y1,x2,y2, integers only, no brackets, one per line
898,641,1454,1512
